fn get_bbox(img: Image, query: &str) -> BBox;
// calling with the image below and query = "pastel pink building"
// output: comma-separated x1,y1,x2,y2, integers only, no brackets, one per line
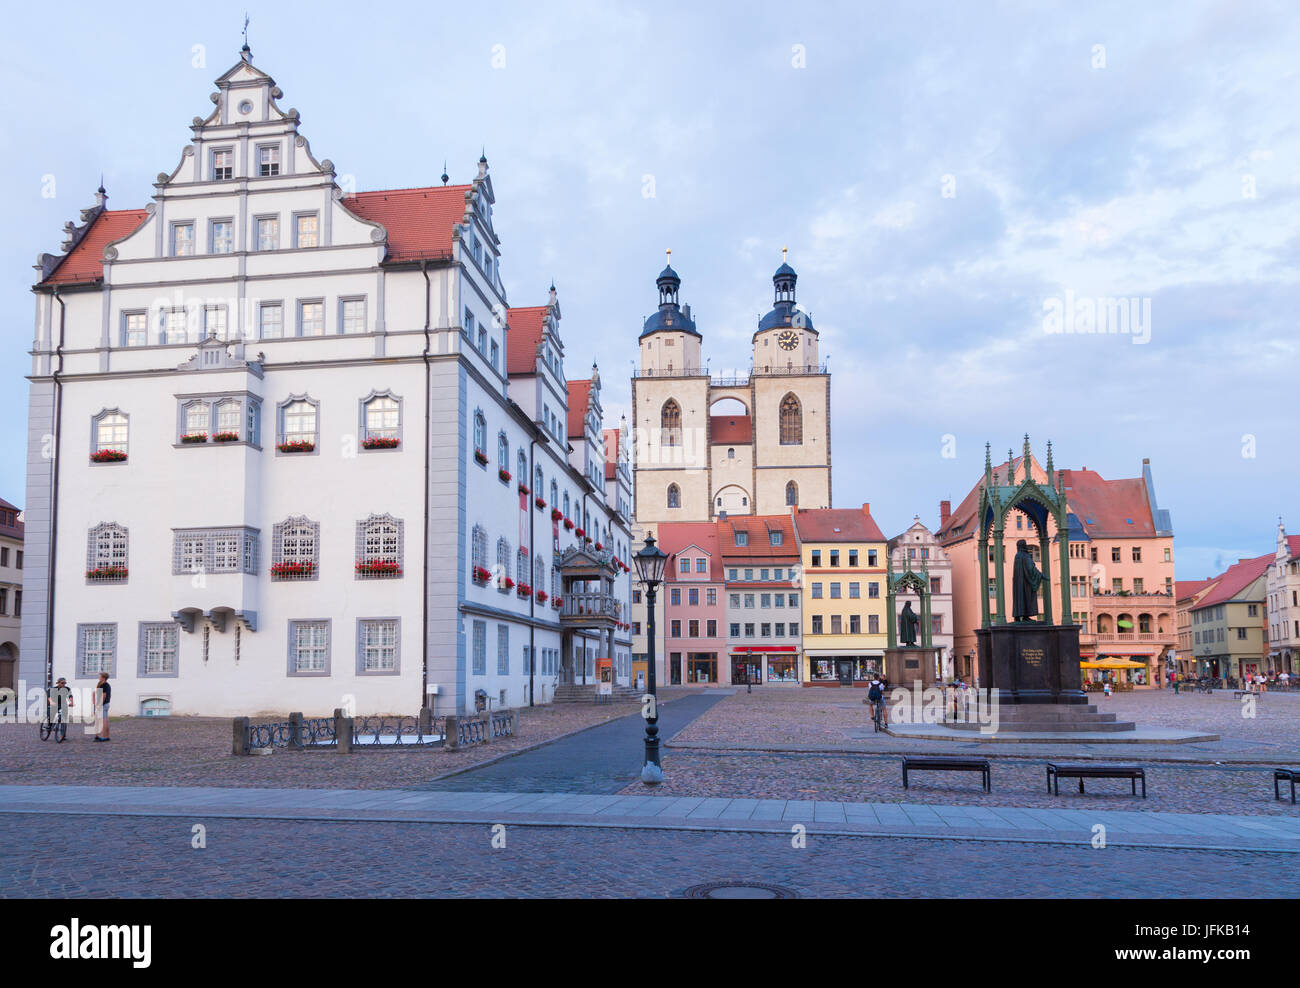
657,522,728,685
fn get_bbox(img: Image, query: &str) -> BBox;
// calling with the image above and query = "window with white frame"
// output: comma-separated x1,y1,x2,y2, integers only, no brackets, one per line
122,311,148,346
171,528,259,575
298,300,324,336
215,399,242,440
355,514,403,578
272,517,319,580
340,298,366,334
92,410,129,457
295,213,319,248
258,144,280,176
490,341,499,370
211,220,234,254
497,625,509,675
256,216,279,251
77,623,117,677
279,398,318,451
471,524,488,572
496,537,510,588
86,523,128,582
472,620,486,675
212,148,234,180
139,622,179,677
362,394,400,446
172,222,195,257
203,306,228,340
181,401,209,440
497,432,509,472
516,548,528,587
162,307,190,344
259,302,283,339
473,412,487,458
289,620,330,674
358,618,399,673
465,309,476,341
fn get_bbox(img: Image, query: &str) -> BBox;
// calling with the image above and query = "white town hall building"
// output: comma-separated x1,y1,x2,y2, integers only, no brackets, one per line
21,48,633,717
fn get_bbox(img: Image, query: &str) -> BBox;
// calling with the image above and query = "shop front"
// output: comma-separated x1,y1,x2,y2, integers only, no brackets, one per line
803,651,883,687
729,646,801,686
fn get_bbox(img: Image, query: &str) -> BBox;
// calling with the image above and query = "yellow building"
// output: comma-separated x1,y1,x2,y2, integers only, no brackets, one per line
793,505,888,688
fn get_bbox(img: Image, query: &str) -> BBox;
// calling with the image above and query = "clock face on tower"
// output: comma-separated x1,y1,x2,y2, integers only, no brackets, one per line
777,330,799,351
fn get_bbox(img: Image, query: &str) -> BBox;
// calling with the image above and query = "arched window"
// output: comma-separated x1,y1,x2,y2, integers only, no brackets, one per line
92,411,129,457
535,465,544,495
473,412,487,456
517,548,529,586
280,399,317,448
563,492,570,518
272,516,319,580
216,398,242,437
727,447,735,459
551,480,559,507
534,557,545,591
471,524,488,570
496,537,511,587
667,484,680,509
498,432,510,470
356,514,403,577
661,399,682,446
786,481,798,506
779,393,802,445
518,450,528,486
182,401,208,438
362,394,400,443
86,522,128,582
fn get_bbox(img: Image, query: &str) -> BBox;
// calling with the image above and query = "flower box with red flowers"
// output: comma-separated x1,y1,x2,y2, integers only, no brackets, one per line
90,449,127,463
539,498,552,512
473,448,488,466
595,542,604,551
563,518,574,530
355,559,402,578
550,508,563,521
85,565,128,582
519,483,530,496
180,433,208,444
535,590,549,604
471,565,492,585
277,440,315,454
498,468,512,484
584,536,593,544
499,576,515,591
270,560,316,579
516,583,532,598
575,527,586,539
213,432,241,443
551,596,563,609
362,437,400,450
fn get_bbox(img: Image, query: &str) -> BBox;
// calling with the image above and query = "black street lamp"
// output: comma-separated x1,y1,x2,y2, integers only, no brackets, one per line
633,533,669,785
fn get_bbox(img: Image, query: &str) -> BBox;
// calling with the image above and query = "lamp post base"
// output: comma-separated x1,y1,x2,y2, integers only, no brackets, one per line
641,761,664,785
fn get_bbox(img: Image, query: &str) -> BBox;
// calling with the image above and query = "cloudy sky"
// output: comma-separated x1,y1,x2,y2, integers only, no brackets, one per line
2,0,1295,580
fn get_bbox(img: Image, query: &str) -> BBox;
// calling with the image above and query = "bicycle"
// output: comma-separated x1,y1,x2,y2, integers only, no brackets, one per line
872,700,885,732
39,690,70,742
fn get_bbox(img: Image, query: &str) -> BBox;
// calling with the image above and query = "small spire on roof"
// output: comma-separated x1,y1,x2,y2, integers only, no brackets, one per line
441,161,449,185
241,12,252,61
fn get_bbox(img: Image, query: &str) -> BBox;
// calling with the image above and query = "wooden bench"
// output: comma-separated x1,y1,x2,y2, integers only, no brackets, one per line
1275,769,1298,804
901,756,991,793
1233,690,1261,700
1047,763,1146,798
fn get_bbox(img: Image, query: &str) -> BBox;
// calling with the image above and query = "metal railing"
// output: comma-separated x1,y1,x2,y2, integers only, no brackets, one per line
234,708,515,754
561,592,622,620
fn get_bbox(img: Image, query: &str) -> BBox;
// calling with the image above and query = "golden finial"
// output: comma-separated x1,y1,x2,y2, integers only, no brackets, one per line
666,248,671,263
782,246,788,261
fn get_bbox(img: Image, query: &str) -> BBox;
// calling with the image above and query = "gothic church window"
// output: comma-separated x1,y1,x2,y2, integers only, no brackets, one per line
779,393,802,445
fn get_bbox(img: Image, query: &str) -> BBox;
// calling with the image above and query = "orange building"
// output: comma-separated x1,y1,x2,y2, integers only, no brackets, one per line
938,455,1176,688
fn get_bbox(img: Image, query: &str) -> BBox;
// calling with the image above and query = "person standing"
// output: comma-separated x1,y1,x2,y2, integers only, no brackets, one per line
49,677,74,742
867,678,884,731
93,672,111,742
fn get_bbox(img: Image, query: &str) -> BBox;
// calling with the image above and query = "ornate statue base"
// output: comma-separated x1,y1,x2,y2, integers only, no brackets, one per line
975,624,1086,705
884,646,941,689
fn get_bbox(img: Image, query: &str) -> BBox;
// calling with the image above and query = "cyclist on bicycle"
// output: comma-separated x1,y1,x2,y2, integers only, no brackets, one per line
49,677,74,742
867,678,885,731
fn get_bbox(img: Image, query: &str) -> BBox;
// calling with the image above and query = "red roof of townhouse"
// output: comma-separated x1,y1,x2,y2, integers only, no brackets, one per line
506,306,548,376
718,513,798,560
711,415,752,445
657,522,724,581
342,185,470,262
567,380,592,439
1193,555,1272,609
42,209,149,285
1175,579,1217,601
792,505,886,544
603,429,621,481
0,498,23,538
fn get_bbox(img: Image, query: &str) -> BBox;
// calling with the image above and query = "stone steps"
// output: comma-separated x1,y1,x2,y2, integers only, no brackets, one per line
553,684,641,704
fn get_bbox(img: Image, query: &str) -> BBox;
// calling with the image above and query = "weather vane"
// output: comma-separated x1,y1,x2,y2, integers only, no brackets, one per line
243,13,250,48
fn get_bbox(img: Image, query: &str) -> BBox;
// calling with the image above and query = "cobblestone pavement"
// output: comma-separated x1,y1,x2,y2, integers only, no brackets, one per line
0,697,702,790
621,750,1300,817
669,688,1300,761
2,813,1294,897
420,692,729,793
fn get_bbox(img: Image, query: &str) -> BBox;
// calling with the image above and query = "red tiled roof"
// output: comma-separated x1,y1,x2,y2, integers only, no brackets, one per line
43,209,148,285
717,514,798,561
1194,555,1272,609
792,506,886,543
567,380,592,439
657,522,724,582
1058,469,1154,537
603,429,621,481
342,185,470,262
0,497,22,538
506,306,548,376
1175,579,1216,601
711,415,752,444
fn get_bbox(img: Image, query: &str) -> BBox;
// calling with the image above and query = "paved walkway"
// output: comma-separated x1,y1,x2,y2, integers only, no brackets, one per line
424,691,731,792
3,783,1297,852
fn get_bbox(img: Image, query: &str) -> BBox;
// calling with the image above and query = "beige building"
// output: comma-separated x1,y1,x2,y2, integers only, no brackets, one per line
1189,554,1270,683
1266,520,1300,675
632,255,831,526
888,516,956,680
0,499,22,696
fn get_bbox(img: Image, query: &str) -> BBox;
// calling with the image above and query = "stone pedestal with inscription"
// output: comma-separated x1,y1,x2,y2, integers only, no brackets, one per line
975,624,1085,705
884,647,940,690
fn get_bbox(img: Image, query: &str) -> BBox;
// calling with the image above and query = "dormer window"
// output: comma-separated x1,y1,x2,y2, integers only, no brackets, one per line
212,148,234,181
258,144,280,177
